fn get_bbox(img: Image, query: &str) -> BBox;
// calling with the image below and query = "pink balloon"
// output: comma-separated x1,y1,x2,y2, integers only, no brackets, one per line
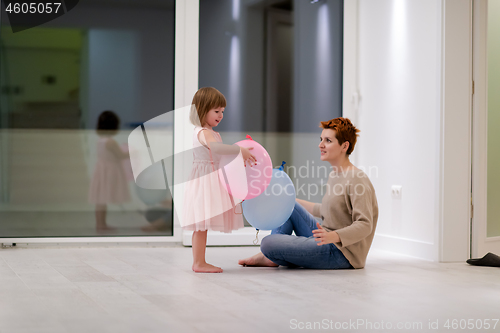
218,136,273,201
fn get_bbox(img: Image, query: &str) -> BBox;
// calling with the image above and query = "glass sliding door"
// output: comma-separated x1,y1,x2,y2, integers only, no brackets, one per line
0,0,175,238
194,0,343,244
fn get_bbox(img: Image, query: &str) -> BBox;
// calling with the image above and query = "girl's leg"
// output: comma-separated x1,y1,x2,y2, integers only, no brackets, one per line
95,204,110,230
192,230,223,273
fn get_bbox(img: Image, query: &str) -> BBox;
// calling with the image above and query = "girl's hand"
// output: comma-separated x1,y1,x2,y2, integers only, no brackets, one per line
241,147,257,167
312,222,340,245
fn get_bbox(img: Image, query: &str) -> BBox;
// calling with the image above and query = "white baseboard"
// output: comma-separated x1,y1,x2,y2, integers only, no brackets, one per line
182,227,272,246
371,233,437,261
0,226,184,244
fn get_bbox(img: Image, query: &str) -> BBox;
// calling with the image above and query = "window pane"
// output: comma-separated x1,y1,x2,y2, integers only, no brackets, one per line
199,0,343,218
0,0,175,237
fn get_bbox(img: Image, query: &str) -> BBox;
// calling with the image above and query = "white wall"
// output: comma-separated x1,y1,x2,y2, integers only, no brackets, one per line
352,0,443,260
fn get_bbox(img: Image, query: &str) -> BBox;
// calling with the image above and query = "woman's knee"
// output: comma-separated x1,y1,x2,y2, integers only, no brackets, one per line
260,234,279,256
291,201,302,216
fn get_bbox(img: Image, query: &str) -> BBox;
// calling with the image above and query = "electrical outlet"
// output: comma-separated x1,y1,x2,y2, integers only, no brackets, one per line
391,185,402,197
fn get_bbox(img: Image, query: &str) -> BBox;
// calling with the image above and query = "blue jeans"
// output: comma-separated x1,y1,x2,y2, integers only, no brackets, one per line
260,202,353,269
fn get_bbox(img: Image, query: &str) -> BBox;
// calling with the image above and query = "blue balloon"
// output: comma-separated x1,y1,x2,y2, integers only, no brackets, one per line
242,168,296,230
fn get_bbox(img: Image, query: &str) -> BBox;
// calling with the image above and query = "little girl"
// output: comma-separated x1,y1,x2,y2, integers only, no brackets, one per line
88,111,131,231
183,87,256,273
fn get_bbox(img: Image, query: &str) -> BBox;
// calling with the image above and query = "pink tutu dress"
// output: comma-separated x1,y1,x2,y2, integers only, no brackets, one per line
88,137,131,205
182,126,244,233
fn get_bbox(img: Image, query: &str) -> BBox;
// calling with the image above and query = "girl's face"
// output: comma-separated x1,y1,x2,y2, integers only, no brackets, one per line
204,107,224,128
318,129,348,162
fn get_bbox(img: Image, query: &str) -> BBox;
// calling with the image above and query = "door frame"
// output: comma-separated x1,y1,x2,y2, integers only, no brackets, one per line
471,0,500,257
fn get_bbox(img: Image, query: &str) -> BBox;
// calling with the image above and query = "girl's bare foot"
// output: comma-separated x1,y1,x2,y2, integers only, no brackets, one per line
192,262,223,273
238,252,278,267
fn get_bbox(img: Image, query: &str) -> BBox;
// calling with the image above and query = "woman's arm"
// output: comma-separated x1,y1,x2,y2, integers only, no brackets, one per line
295,198,317,216
312,223,340,245
313,179,376,247
333,184,375,247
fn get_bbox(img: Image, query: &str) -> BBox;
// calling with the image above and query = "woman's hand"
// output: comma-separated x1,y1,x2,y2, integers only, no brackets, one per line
241,147,257,167
312,222,340,245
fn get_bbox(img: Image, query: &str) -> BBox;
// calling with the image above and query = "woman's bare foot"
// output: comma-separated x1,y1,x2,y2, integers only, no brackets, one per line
238,252,278,267
192,262,223,273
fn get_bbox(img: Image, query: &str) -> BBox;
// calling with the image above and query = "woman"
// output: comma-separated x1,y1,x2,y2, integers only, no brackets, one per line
238,117,378,269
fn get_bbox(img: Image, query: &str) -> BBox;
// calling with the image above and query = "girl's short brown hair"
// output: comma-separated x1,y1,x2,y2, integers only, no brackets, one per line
190,87,227,127
319,117,360,155
96,110,120,136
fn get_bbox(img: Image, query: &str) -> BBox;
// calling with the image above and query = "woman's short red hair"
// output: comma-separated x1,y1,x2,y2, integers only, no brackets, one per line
319,117,360,155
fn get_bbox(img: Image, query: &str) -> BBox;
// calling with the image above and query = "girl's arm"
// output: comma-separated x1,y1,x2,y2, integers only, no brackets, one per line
105,139,129,159
199,130,256,165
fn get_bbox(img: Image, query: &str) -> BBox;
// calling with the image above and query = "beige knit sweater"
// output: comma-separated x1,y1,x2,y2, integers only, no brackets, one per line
312,168,378,269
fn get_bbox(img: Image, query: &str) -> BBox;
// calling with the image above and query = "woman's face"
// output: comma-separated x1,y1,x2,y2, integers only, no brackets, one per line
319,129,348,162
204,107,224,128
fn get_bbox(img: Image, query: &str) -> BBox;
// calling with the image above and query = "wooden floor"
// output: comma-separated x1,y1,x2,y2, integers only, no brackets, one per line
0,245,498,333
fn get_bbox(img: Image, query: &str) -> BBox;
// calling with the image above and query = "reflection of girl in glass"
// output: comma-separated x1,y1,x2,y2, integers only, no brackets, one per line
88,111,130,231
